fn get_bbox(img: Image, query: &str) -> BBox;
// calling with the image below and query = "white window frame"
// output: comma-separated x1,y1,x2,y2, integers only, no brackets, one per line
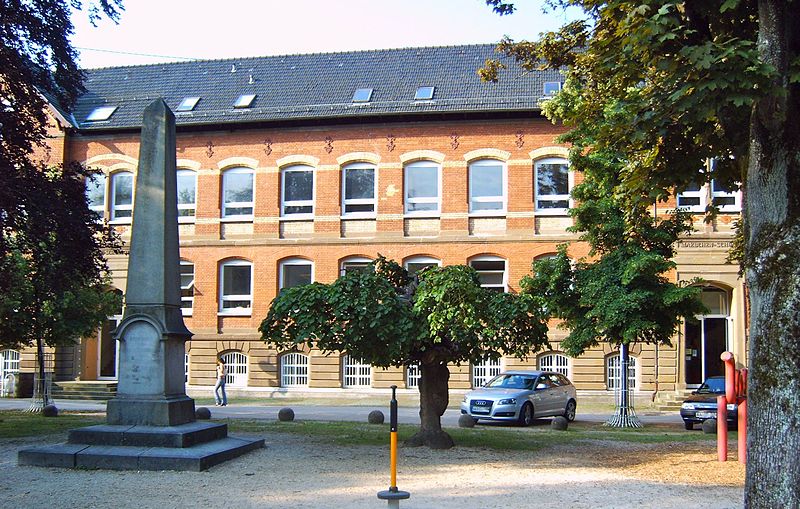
340,256,373,276
341,163,377,218
219,260,253,316
404,160,441,217
538,352,572,380
221,167,255,220
342,355,372,388
176,169,197,222
404,256,441,275
406,363,421,389
606,353,639,391
472,357,502,388
470,255,507,293
677,181,706,213
281,165,315,219
468,159,507,216
110,171,134,223
180,260,194,316
85,173,106,219
534,157,572,215
279,258,314,289
710,180,742,213
221,351,248,387
0,349,20,396
281,352,310,387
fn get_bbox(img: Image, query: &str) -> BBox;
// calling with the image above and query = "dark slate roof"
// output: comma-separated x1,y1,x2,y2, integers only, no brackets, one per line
71,44,561,131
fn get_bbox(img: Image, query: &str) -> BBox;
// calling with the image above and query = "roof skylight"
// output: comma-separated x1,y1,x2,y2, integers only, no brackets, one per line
85,106,117,122
543,82,562,97
176,97,200,112
234,94,256,108
414,86,435,100
352,88,373,103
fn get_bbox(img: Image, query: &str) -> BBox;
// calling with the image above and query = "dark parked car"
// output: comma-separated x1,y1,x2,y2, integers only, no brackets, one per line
680,375,737,430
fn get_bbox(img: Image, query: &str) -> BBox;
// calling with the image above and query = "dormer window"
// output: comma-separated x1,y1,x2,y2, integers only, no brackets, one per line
86,106,117,122
543,82,562,97
234,94,256,108
414,86,435,100
352,88,373,103
176,97,200,112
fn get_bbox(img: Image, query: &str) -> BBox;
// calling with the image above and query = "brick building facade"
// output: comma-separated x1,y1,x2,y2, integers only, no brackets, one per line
3,45,745,404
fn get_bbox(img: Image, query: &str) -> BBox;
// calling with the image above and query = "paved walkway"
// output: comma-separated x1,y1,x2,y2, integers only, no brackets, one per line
0,397,682,427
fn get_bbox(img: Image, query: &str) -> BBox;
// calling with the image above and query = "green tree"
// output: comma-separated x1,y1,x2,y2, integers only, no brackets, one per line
260,256,550,449
1,0,123,407
484,0,799,504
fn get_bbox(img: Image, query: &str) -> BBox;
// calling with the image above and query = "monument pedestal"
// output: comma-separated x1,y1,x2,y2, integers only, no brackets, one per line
19,421,264,471
107,395,196,426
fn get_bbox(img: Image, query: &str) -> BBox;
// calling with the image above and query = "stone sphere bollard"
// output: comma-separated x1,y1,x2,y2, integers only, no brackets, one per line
368,410,385,424
278,407,295,422
551,416,569,431
195,407,211,420
702,418,718,434
42,404,58,417
458,414,476,428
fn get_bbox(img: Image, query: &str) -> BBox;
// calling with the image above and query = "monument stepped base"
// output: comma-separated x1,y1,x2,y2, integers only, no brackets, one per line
18,421,264,471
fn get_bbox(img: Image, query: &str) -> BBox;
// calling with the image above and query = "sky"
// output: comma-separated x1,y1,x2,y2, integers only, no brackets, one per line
70,0,582,68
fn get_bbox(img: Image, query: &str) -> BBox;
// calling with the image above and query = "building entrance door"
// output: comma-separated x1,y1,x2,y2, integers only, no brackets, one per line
685,288,730,386
98,316,121,380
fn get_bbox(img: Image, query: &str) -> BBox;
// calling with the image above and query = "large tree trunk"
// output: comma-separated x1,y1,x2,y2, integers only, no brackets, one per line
744,2,800,506
405,360,454,449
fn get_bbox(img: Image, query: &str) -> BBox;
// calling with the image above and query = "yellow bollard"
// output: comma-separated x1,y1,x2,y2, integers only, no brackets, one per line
378,385,410,508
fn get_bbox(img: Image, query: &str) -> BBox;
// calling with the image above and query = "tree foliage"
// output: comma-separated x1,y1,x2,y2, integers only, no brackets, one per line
485,0,800,504
0,0,124,352
260,256,549,447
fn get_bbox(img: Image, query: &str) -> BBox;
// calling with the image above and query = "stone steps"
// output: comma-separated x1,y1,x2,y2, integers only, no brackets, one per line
52,381,117,401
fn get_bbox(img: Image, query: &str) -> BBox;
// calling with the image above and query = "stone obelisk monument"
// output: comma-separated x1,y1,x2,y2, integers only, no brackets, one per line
106,99,194,426
19,100,263,471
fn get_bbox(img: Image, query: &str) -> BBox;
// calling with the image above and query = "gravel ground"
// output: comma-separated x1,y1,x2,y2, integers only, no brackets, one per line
1,431,744,509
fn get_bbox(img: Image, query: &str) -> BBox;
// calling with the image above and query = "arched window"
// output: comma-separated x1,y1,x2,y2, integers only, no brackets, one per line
406,363,421,389
281,165,315,217
279,258,313,289
534,157,571,214
342,355,371,388
1,349,21,395
221,351,248,387
538,352,572,379
469,159,506,215
472,357,502,388
470,256,507,293
281,352,310,387
177,169,197,220
219,259,253,315
340,256,373,276
404,256,441,275
404,160,441,216
222,167,254,219
606,353,638,390
85,173,106,219
110,171,134,222
342,162,377,217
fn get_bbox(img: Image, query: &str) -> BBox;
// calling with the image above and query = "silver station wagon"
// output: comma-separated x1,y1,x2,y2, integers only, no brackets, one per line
460,370,578,426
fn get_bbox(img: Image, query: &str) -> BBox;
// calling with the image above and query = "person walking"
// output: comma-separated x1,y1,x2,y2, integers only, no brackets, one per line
214,358,228,406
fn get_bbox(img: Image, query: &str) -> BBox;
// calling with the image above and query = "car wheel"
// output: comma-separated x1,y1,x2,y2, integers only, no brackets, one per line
518,402,534,426
563,399,577,422
684,421,693,430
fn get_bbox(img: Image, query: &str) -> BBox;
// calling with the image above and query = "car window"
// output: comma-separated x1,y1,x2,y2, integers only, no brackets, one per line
547,374,562,386
535,376,551,390
697,377,726,394
556,374,572,386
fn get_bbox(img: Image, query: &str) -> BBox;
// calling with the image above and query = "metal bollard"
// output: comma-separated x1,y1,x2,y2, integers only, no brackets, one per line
377,385,410,508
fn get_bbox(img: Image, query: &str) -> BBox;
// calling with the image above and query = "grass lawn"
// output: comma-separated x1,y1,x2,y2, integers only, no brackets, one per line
0,410,105,438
